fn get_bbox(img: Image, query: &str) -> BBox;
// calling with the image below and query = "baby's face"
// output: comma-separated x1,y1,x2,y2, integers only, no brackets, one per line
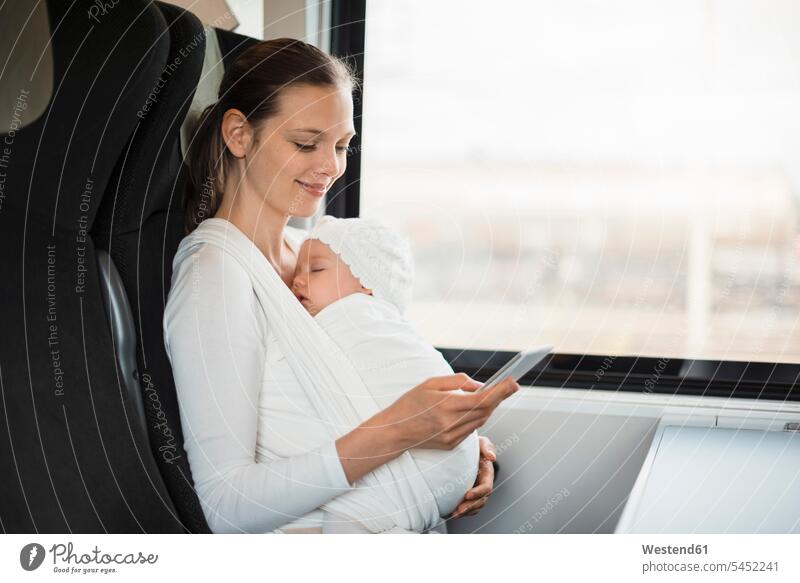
291,238,371,315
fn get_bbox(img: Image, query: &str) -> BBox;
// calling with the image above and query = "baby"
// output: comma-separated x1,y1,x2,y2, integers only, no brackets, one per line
290,215,480,522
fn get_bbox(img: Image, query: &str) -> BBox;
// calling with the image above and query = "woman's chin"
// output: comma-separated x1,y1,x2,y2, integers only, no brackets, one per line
286,204,321,219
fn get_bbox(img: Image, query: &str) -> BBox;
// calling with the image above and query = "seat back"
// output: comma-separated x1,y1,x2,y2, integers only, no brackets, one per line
91,2,260,533
92,1,210,533
0,0,185,532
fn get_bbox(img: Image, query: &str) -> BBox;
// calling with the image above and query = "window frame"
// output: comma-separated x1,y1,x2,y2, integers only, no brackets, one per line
326,0,365,220
327,0,800,403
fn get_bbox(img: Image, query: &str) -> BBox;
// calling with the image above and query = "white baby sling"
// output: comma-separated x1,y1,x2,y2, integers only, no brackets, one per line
173,218,441,533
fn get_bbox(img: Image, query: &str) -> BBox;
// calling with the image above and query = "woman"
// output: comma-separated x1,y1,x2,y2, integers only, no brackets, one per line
164,38,519,534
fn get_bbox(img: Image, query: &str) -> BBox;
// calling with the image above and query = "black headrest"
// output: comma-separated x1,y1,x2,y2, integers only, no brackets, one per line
1,0,171,231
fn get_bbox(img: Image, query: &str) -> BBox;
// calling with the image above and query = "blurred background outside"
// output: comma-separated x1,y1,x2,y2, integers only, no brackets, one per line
360,0,800,363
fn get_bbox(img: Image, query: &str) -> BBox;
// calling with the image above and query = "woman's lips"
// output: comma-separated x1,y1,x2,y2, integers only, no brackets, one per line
296,180,327,197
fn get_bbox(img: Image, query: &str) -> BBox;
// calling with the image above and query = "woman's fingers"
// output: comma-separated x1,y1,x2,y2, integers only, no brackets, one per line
443,417,490,447
458,377,519,412
425,372,482,392
457,380,484,393
453,458,494,518
478,435,498,461
447,390,517,433
462,484,492,504
439,440,494,515
452,496,487,519
450,440,496,519
464,502,486,516
464,497,488,516
467,457,495,498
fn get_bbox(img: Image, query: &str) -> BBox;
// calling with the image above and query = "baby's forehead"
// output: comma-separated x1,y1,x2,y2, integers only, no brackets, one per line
298,237,336,260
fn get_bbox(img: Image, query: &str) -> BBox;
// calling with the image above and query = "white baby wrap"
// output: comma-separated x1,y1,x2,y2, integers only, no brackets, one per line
172,219,477,533
286,292,479,521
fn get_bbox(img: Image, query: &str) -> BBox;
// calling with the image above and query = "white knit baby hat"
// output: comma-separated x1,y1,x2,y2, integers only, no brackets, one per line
306,215,415,314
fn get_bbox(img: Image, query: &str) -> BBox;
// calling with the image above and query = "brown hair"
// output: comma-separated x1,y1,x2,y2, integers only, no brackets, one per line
184,38,357,233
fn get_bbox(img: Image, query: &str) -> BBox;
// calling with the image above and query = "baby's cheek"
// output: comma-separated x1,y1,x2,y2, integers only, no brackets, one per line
305,295,327,315
320,278,346,305
311,297,332,314
342,270,362,291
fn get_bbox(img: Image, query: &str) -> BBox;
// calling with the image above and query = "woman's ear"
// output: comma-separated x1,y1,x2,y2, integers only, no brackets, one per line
220,108,253,158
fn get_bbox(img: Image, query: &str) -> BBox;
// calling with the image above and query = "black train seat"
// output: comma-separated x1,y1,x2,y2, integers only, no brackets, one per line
1,0,264,533
0,0,183,532
92,3,260,533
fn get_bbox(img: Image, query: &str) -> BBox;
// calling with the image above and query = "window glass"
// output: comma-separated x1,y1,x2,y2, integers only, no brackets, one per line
361,0,800,362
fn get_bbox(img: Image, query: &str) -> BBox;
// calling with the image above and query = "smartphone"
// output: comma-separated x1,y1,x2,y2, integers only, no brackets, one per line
475,345,553,392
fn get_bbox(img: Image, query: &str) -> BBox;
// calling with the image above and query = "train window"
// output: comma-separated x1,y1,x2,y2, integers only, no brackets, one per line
360,0,800,363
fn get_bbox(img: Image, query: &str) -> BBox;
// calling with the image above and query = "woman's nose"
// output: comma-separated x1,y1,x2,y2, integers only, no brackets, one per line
315,146,341,179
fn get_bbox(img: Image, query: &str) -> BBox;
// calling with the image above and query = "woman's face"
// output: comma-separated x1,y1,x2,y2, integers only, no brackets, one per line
241,83,355,218
291,238,371,315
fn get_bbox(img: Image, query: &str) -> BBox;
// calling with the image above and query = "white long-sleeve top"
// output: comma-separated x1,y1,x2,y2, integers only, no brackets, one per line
163,224,355,534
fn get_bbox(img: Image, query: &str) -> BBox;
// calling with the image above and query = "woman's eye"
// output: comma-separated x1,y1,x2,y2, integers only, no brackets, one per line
311,268,324,273
336,144,352,155
293,142,316,152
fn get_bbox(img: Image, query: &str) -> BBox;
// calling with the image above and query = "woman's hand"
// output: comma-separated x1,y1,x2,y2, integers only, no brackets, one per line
449,436,497,519
336,373,517,487
384,373,519,451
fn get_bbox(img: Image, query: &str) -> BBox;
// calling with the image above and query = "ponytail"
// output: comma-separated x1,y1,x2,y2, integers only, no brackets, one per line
185,101,226,234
